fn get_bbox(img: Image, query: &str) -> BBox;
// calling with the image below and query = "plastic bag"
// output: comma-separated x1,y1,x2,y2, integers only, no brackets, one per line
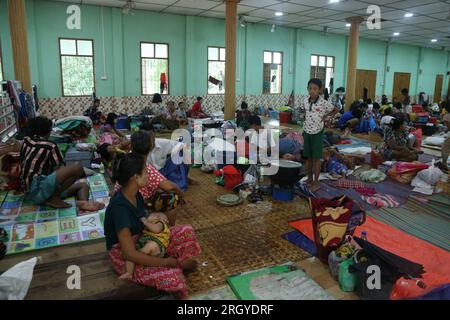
417,160,444,186
338,258,357,292
213,169,225,186
243,165,258,185
410,128,422,149
222,165,243,190
423,136,445,146
370,145,384,169
388,162,429,184
0,257,39,300
390,278,429,300
395,162,429,174
328,251,346,280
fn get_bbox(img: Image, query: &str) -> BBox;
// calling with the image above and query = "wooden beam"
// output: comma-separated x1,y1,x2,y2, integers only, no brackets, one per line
224,0,239,121
7,0,32,93
344,16,364,111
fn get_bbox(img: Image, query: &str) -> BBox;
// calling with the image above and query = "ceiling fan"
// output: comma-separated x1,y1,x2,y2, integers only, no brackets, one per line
238,14,248,27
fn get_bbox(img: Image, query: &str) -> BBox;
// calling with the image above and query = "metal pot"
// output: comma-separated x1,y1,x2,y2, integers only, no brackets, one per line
269,160,302,187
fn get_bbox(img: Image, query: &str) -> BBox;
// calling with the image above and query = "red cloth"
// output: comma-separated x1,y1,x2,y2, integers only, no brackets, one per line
160,73,167,83
337,139,352,145
334,179,366,189
191,102,202,114
355,187,376,196
222,165,243,190
109,224,201,298
114,164,165,200
289,216,450,299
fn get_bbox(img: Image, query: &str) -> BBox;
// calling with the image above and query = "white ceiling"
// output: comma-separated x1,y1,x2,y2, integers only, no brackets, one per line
51,0,450,49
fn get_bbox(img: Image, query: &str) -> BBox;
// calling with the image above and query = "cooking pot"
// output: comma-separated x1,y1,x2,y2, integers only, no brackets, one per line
268,160,302,187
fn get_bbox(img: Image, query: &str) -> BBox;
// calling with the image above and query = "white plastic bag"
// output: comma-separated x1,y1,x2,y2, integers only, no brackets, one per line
243,165,258,185
417,160,444,186
423,136,445,146
0,257,39,300
411,175,434,196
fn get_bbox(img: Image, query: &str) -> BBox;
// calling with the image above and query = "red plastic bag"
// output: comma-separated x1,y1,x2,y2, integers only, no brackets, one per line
370,146,384,169
387,162,429,184
390,278,430,300
222,165,243,190
394,162,428,174
411,128,422,150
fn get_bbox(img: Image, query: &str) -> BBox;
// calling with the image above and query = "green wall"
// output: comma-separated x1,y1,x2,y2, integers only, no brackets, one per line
357,38,387,95
385,43,420,97
0,0,448,100
0,0,14,80
296,30,347,92
418,48,448,95
245,23,295,95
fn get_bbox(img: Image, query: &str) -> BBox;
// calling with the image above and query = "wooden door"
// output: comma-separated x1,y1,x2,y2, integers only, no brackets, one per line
448,77,450,102
356,69,377,101
433,74,443,103
392,72,411,103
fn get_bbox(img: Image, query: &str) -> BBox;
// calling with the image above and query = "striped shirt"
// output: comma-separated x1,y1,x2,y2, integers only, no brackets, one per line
20,136,64,192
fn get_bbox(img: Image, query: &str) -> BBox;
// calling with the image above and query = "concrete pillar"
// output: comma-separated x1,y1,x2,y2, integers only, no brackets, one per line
7,0,32,93
224,0,239,120
345,16,364,111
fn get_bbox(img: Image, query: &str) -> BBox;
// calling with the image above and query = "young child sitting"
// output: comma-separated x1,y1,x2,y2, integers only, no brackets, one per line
236,101,252,130
119,212,171,280
101,113,124,136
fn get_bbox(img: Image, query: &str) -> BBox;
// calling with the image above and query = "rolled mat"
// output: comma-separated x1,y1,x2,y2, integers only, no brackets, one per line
289,216,450,299
282,230,317,257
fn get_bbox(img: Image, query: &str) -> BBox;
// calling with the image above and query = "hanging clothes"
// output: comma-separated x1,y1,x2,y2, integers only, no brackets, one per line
19,91,36,119
208,76,220,86
32,85,39,112
6,81,25,130
160,73,167,94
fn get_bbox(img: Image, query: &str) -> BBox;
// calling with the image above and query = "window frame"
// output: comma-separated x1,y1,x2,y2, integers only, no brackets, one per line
207,46,226,95
58,37,96,97
310,54,335,92
262,50,283,95
0,41,4,82
140,41,170,96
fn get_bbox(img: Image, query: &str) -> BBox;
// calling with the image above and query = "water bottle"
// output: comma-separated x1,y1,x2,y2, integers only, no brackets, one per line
99,163,105,174
361,231,367,241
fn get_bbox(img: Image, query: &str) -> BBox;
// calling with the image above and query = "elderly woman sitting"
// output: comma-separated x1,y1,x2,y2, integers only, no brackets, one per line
382,118,422,162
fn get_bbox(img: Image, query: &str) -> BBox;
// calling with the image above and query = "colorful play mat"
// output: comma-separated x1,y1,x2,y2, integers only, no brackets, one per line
0,174,110,255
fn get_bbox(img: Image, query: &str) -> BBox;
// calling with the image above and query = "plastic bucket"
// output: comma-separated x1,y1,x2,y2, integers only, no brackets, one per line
272,186,294,201
279,112,292,124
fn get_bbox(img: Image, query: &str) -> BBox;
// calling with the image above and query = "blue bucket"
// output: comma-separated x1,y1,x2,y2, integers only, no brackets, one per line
269,110,279,119
115,116,129,130
272,186,294,201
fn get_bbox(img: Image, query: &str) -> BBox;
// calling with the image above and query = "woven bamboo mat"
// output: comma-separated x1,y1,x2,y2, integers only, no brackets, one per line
180,168,312,294
177,169,310,230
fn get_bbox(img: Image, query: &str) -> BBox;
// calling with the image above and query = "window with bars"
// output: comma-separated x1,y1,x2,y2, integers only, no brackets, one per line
263,51,282,94
207,46,225,94
141,42,169,95
59,38,95,96
310,54,334,92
